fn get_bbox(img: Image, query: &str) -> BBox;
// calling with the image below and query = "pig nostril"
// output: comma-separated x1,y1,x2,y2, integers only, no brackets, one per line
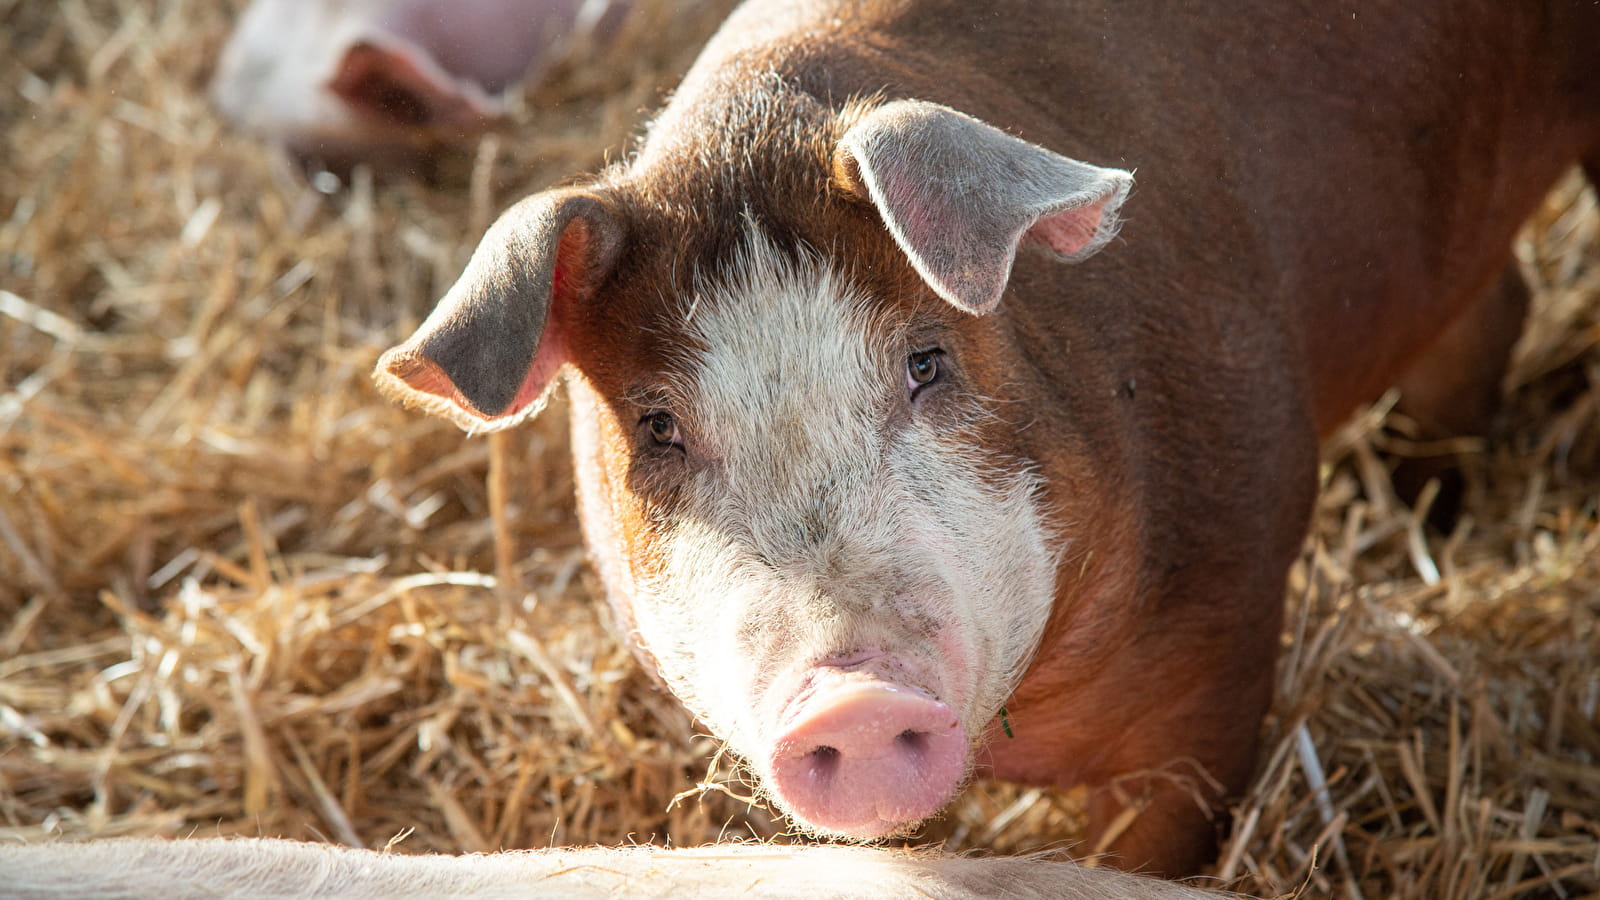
769,681,967,838
806,745,841,779
895,729,928,754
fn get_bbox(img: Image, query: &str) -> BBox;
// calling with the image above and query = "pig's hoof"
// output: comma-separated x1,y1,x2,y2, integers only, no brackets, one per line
768,680,966,838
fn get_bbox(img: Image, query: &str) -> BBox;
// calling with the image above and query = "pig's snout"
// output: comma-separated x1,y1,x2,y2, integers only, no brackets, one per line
768,676,966,838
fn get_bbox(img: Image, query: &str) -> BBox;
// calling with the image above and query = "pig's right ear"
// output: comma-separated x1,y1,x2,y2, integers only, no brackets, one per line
835,100,1132,315
374,190,622,433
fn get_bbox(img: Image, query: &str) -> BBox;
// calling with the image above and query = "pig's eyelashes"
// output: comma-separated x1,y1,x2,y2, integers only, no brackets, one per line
906,348,946,398
641,410,684,451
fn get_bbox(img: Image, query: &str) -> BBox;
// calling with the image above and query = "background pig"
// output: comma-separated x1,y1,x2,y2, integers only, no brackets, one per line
0,838,1230,899
211,0,630,165
374,0,1600,879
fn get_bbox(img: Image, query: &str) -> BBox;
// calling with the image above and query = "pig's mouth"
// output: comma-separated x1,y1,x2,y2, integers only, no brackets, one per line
760,662,969,839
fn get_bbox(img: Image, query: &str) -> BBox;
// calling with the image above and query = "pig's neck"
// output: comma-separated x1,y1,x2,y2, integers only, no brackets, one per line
978,523,1145,788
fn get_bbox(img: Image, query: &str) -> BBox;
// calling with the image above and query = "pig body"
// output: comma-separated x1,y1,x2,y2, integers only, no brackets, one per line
0,838,1230,899
211,0,629,164
376,0,1600,876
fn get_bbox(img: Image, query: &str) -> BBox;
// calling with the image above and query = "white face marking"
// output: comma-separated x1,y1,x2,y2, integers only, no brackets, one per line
581,225,1059,823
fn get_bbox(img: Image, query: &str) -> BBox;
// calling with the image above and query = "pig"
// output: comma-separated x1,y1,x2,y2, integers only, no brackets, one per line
211,0,630,165
373,0,1600,878
0,838,1231,899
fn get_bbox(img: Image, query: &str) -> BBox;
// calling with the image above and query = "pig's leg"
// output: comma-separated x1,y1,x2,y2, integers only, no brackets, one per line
996,562,1289,876
1079,619,1280,878
1389,263,1529,526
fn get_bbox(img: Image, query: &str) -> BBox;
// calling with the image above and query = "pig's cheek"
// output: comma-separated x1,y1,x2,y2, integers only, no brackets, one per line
628,528,766,745
901,537,982,721
890,438,1057,738
565,385,761,737
659,563,818,753
567,384,684,687
930,614,976,707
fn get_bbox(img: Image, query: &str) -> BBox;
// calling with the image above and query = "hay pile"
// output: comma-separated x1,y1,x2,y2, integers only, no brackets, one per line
1,2,1595,897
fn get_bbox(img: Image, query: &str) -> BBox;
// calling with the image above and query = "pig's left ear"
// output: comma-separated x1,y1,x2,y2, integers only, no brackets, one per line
374,190,622,433
835,100,1132,315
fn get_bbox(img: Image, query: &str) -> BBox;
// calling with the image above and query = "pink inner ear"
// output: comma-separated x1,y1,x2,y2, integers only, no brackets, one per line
502,267,571,418
388,354,460,403
1024,197,1110,257
388,316,567,424
385,269,569,424
329,41,494,128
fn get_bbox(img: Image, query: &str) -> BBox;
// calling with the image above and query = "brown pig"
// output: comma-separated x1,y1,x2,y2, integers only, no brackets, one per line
374,0,1600,877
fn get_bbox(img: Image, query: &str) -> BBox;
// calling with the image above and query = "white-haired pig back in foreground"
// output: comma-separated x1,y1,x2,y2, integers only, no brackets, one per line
0,838,1234,899
211,0,631,164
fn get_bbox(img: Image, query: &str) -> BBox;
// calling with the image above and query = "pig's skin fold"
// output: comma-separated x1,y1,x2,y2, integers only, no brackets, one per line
0,837,1241,898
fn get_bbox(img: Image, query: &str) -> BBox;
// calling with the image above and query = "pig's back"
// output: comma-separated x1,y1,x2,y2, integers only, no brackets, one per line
667,0,1598,432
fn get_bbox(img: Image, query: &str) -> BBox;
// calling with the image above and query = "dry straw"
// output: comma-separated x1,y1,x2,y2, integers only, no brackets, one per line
1,2,1596,897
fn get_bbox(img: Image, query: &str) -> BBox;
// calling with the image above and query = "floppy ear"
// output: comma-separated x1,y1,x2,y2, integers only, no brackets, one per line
835,100,1132,315
374,189,622,433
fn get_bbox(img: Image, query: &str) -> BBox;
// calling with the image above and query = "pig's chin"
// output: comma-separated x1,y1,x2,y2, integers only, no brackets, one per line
755,664,972,840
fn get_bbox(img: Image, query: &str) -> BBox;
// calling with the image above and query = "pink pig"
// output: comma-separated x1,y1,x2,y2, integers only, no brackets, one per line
211,0,628,164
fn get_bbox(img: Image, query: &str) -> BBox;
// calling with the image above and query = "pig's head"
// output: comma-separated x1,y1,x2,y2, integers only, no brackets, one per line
376,98,1131,839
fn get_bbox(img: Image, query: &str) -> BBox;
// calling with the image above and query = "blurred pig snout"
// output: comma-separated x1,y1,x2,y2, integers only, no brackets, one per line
768,674,967,839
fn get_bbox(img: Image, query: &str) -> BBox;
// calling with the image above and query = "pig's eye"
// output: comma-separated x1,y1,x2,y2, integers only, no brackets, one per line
643,410,682,448
906,348,944,394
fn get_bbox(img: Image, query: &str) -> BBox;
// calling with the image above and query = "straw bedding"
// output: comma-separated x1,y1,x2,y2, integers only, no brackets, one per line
1,1,1595,897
